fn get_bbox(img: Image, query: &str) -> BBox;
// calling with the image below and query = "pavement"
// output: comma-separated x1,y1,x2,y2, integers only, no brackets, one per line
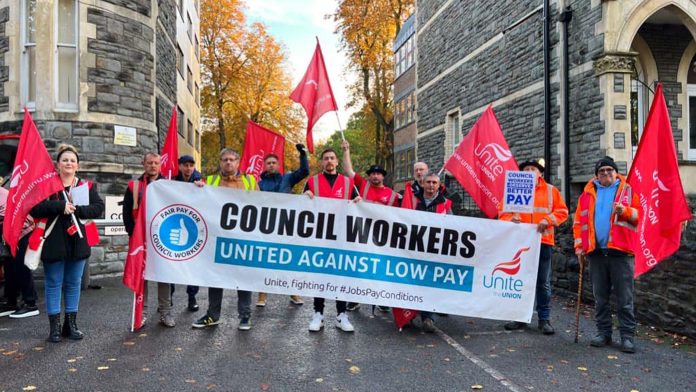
1,277,694,392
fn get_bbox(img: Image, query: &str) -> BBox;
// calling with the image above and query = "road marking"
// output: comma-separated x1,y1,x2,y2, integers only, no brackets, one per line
435,327,525,392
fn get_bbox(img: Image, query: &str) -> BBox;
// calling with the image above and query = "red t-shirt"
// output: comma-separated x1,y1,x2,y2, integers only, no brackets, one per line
354,174,399,206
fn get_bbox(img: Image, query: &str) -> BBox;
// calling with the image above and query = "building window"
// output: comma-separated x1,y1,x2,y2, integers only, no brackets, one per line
195,82,200,107
187,66,193,93
195,129,200,151
21,0,37,109
194,36,199,60
178,0,183,16
177,44,184,78
395,91,415,131
187,120,194,145
630,78,647,154
56,0,79,111
445,109,461,155
688,85,696,160
394,147,415,181
394,35,414,79
177,106,184,137
187,13,193,42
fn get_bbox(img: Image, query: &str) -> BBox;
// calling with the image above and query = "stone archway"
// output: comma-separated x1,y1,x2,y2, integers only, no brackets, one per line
613,0,696,53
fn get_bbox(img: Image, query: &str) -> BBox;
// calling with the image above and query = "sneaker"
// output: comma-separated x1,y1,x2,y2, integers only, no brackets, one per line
538,320,555,335
192,314,220,329
0,303,18,317
335,312,355,332
256,292,267,307
159,312,175,328
621,337,636,353
590,334,612,347
504,321,526,331
346,302,360,311
238,317,251,331
9,304,39,319
376,306,390,312
187,296,199,312
308,312,324,332
289,295,304,305
422,318,436,333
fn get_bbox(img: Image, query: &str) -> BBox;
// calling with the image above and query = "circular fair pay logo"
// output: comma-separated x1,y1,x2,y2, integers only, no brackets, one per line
150,204,208,261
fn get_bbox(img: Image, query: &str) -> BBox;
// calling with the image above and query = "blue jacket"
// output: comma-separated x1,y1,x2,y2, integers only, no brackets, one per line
174,169,202,183
259,153,309,193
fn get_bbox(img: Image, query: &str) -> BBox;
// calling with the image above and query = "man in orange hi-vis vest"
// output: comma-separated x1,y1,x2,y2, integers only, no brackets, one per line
499,158,568,335
573,156,640,353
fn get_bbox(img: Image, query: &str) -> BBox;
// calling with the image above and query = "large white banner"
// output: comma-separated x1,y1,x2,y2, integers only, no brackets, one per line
145,181,542,322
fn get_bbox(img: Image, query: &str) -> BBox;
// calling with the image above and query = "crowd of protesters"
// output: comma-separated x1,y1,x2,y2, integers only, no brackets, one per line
0,144,640,353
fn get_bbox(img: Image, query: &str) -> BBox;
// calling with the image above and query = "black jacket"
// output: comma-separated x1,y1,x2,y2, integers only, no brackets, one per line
30,179,104,263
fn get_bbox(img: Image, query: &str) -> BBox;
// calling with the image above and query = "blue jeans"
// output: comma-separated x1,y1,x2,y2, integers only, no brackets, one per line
44,260,86,316
535,244,553,320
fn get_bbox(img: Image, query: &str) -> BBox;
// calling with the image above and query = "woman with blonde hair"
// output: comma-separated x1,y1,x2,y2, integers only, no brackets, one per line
30,144,104,342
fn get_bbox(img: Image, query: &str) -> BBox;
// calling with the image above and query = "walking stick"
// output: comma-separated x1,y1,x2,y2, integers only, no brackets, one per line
574,254,585,343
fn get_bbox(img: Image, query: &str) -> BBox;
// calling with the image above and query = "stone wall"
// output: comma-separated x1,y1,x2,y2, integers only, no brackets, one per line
86,7,155,122
102,0,151,17
0,6,9,113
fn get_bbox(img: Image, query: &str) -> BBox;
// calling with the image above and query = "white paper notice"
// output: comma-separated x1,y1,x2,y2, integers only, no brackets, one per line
71,184,90,206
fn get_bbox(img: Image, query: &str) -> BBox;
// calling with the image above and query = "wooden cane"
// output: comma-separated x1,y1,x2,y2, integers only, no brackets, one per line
574,254,585,343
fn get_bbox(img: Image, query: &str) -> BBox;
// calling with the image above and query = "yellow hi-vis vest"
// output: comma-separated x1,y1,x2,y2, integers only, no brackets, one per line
205,174,257,190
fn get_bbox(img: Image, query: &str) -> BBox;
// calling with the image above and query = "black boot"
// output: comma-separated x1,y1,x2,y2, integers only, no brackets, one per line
63,312,84,340
47,314,61,343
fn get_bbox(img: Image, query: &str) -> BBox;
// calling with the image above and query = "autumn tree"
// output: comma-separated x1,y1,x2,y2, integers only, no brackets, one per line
333,0,414,177
200,0,303,174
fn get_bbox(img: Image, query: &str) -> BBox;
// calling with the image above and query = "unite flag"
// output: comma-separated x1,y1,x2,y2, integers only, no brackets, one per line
160,106,179,179
621,84,692,278
290,39,338,153
240,121,285,181
443,106,518,218
123,193,147,331
2,109,64,256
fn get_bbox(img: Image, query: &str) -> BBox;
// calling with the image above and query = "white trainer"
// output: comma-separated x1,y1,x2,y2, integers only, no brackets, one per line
335,312,355,332
308,312,324,332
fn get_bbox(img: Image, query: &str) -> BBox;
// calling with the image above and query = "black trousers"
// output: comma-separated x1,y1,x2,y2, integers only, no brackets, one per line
2,235,37,306
313,298,346,315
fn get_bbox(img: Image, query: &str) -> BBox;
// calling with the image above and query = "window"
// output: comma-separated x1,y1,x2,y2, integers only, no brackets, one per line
177,107,184,137
187,66,193,93
178,0,183,15
176,44,184,78
394,35,414,78
21,0,37,108
195,129,200,151
56,0,79,110
394,91,415,130
187,13,193,42
194,36,199,59
187,120,194,145
687,56,696,159
394,147,415,181
194,82,200,107
445,110,461,155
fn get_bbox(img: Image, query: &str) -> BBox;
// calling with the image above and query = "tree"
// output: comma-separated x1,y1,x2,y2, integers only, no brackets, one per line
333,0,414,175
314,111,376,177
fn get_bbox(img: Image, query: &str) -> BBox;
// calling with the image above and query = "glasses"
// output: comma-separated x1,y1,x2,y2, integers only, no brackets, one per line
597,168,615,175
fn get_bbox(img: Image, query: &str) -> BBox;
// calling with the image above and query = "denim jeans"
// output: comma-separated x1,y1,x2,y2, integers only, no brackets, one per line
43,259,86,316
589,251,635,338
535,244,553,320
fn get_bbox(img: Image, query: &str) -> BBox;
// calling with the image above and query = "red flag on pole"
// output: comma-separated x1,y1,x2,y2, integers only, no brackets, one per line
123,196,147,331
160,106,179,179
240,121,286,181
290,39,338,153
2,109,64,256
622,84,692,278
392,308,419,330
443,106,518,218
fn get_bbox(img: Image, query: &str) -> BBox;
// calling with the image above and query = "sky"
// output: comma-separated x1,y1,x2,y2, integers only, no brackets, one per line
245,0,355,143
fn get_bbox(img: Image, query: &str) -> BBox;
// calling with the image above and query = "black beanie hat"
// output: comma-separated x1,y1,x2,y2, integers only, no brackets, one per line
594,156,618,175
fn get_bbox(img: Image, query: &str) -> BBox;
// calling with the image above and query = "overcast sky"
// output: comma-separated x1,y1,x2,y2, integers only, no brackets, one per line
246,0,355,143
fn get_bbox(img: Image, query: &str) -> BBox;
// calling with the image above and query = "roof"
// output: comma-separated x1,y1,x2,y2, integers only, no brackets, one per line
393,14,415,52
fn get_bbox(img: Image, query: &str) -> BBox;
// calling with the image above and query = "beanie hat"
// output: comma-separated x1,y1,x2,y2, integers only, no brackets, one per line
594,156,618,175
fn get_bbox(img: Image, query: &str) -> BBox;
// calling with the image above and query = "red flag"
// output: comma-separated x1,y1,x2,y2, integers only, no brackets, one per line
2,109,64,256
392,308,419,329
443,106,518,218
240,121,285,181
623,84,692,278
401,182,415,210
160,106,179,179
290,40,338,153
123,197,147,331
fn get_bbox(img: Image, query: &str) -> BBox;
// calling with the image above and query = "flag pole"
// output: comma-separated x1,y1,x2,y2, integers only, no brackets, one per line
62,190,83,239
334,112,346,141
574,254,585,343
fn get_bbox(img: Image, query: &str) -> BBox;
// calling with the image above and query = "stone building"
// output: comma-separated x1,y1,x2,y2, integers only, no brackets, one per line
0,0,201,276
409,0,696,337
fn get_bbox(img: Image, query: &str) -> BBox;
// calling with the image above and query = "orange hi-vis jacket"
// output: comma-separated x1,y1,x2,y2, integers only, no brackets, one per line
572,174,640,255
499,177,569,246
